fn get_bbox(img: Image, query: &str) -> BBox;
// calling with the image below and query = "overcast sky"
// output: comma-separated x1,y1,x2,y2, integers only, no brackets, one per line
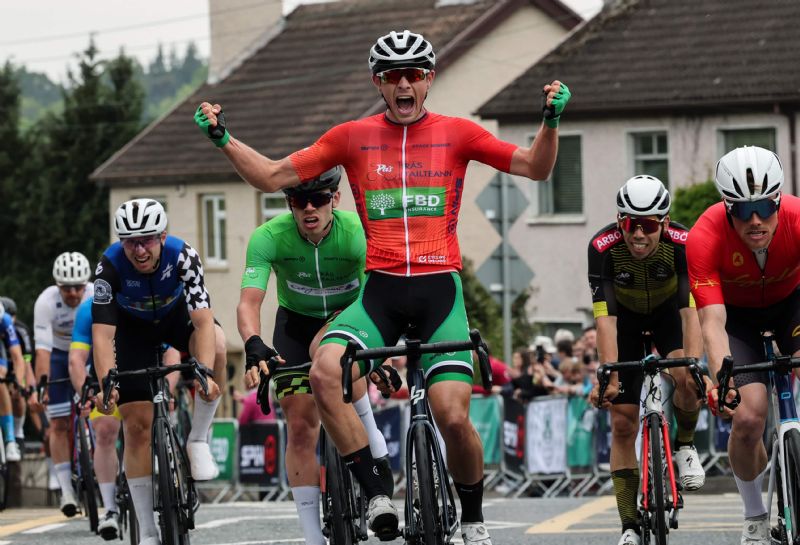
2,0,602,84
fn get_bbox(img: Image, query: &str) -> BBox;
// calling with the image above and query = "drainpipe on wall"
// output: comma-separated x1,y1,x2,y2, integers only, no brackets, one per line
785,106,798,195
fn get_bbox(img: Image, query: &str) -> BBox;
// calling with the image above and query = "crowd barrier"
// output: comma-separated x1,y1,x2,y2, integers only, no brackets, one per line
202,384,800,502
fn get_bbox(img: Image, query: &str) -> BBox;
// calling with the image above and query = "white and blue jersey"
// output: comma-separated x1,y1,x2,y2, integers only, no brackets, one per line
0,313,19,369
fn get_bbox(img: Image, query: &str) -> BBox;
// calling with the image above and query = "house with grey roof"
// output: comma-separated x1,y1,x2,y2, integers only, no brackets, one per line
91,0,582,363
477,0,800,333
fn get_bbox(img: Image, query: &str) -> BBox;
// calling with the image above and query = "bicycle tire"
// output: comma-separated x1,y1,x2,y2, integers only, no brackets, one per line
412,424,441,545
0,463,7,512
78,418,100,532
321,432,356,545
648,413,668,545
784,429,800,545
155,420,181,545
174,435,196,536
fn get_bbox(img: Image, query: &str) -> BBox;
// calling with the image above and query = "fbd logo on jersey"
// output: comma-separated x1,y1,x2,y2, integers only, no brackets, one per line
366,187,445,220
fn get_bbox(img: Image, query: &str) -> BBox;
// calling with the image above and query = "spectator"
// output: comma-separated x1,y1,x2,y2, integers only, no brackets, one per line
472,349,511,396
509,347,530,379
581,325,598,362
555,338,574,368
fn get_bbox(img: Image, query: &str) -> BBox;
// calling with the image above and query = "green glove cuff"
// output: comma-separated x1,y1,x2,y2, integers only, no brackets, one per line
214,131,231,148
544,116,560,129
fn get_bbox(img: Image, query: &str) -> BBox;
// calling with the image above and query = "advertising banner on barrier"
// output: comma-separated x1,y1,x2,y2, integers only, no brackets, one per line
239,422,283,486
374,405,403,471
526,396,568,474
210,419,237,481
502,396,526,475
567,396,593,468
470,396,501,465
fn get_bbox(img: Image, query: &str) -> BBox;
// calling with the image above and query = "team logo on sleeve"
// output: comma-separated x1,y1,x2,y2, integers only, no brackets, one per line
93,279,113,304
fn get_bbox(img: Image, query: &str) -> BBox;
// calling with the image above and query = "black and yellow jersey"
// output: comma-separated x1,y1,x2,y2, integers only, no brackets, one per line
588,222,694,318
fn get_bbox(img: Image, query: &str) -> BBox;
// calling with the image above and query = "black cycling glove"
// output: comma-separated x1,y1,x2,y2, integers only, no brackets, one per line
244,335,279,373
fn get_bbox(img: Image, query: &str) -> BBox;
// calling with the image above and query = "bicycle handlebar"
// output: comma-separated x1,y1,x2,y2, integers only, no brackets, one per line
37,374,71,404
255,358,308,415
596,356,706,409
339,329,492,403
101,359,214,411
717,354,800,412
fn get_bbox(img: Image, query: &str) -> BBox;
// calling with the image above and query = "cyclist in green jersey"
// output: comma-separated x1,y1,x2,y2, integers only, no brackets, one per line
237,167,392,545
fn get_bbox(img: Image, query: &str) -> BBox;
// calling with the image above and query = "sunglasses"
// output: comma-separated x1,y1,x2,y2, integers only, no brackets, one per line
121,234,161,250
288,192,334,210
725,197,780,221
375,67,430,85
58,284,86,293
618,215,664,234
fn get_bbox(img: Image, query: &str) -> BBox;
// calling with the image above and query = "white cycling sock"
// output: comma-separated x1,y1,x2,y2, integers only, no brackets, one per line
734,473,767,518
354,392,388,459
292,486,326,545
99,481,118,512
128,476,158,539
14,415,24,438
54,462,76,497
188,393,220,443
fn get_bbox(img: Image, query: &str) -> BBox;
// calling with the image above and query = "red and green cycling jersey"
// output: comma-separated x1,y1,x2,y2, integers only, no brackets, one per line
289,112,518,276
241,210,365,319
687,195,800,308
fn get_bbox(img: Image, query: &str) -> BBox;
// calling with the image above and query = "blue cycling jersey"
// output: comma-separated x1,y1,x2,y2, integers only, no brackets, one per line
92,235,210,325
1,313,19,348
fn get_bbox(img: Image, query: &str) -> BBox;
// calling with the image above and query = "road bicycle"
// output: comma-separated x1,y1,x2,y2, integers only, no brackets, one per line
39,374,101,532
255,360,369,544
114,427,139,545
340,328,492,545
0,372,27,511
596,333,706,545
718,332,800,545
103,356,212,545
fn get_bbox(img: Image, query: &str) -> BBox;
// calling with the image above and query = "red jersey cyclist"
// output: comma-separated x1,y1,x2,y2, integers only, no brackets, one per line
687,146,798,545
195,29,570,544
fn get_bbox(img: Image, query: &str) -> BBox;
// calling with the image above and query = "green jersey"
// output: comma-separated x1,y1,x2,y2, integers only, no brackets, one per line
241,210,366,318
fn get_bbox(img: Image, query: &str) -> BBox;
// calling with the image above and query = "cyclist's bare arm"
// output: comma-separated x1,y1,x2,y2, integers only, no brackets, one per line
188,307,216,368
697,304,730,380
508,81,564,180
8,344,27,389
68,346,90,394
197,102,300,193
92,323,116,384
591,314,619,407
679,307,704,359
237,287,268,388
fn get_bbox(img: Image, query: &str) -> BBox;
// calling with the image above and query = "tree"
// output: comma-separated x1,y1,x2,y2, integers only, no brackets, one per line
671,180,719,228
8,41,144,323
460,257,503,354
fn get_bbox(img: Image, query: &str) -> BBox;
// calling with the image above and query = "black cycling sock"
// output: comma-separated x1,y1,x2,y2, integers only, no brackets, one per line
375,455,395,497
673,405,699,446
611,468,640,528
343,445,385,499
454,479,484,523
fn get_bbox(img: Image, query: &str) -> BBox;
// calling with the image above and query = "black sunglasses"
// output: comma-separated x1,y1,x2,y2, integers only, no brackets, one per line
725,198,780,221
288,192,334,209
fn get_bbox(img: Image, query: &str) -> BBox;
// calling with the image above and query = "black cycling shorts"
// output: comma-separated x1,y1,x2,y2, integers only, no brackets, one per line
725,288,800,388
271,306,326,399
612,299,683,405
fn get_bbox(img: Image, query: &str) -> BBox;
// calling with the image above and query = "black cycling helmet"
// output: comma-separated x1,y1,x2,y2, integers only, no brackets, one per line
368,30,436,74
0,296,16,316
283,166,342,196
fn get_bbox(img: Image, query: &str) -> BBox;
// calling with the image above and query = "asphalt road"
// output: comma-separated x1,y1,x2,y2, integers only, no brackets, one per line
0,493,748,545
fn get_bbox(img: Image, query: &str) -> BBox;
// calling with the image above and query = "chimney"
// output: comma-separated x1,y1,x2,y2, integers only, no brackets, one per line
208,0,284,84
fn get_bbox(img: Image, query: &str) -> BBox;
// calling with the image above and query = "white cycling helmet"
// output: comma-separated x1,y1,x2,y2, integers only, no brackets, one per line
715,146,783,202
616,175,671,217
114,198,168,239
368,30,436,74
53,252,91,285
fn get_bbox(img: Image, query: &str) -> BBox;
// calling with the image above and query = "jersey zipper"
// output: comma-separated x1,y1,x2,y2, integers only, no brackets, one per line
313,245,327,316
401,125,411,277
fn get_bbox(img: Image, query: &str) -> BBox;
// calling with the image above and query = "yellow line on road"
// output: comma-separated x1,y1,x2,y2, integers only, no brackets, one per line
526,496,617,534
0,513,70,537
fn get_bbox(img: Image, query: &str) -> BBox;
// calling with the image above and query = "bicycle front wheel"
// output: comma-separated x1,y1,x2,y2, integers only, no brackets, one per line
784,429,800,544
0,441,8,512
321,431,356,544
155,420,181,545
647,413,668,545
412,424,441,545
77,418,99,532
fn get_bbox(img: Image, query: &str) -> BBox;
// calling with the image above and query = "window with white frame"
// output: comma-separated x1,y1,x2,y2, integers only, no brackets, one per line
631,132,669,186
720,128,776,154
201,194,226,265
537,134,583,215
260,192,287,223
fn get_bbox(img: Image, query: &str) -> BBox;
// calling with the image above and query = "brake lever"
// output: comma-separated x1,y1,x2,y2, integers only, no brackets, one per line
341,341,359,404
256,369,271,415
193,363,210,397
688,362,706,400
37,375,48,406
102,370,117,411
595,366,611,409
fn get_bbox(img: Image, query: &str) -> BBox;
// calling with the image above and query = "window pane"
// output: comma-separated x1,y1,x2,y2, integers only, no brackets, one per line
219,201,227,261
723,129,776,153
656,134,668,154
635,159,669,187
204,198,215,259
636,135,653,155
552,135,582,214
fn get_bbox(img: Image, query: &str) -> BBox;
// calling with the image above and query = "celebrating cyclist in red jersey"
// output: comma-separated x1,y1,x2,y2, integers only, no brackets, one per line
195,29,570,544
687,145,800,545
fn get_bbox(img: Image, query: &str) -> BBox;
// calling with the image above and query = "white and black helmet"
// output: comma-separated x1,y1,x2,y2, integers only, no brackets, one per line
368,30,436,74
114,198,168,239
616,175,671,217
53,252,91,285
715,146,783,202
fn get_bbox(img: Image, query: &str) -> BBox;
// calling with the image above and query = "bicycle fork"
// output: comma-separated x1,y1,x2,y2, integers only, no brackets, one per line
640,415,682,528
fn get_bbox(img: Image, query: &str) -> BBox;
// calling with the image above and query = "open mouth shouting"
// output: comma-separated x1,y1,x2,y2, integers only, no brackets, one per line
395,95,416,117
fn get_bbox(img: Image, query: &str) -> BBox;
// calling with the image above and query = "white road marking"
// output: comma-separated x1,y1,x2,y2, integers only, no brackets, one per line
21,523,68,534
195,514,297,529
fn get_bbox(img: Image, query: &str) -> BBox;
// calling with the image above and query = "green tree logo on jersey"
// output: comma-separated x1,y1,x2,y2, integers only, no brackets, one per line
366,187,445,220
